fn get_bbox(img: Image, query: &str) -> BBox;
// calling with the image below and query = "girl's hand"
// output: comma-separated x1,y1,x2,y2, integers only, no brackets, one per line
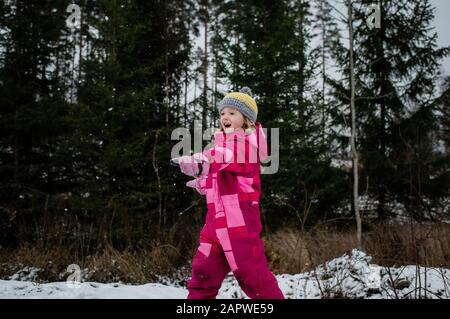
186,177,206,195
176,153,210,177
178,155,200,177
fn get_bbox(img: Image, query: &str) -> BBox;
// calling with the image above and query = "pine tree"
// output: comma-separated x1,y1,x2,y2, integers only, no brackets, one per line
0,1,74,210
71,0,199,244
211,0,350,228
329,0,450,220
439,77,450,154
313,0,340,145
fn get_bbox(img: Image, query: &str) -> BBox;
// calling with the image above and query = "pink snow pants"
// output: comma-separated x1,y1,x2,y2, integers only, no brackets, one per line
187,201,284,299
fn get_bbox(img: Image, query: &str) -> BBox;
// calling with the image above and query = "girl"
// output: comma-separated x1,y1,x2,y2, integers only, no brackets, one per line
177,87,284,299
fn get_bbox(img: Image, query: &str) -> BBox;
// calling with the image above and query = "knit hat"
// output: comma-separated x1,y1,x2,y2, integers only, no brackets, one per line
218,87,258,123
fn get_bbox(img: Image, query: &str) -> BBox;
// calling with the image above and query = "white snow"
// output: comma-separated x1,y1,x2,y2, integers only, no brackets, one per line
1,249,449,299
0,281,187,299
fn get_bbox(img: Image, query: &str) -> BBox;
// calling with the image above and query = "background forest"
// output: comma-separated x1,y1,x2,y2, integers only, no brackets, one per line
0,0,449,283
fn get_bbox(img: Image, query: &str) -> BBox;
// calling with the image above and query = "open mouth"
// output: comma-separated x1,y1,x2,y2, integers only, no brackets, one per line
224,123,232,129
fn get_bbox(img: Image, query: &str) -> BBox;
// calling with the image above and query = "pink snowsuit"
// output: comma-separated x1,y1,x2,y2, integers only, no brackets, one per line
181,122,284,299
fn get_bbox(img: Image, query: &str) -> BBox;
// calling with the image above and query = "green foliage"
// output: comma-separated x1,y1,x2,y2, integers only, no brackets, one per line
329,0,450,221
1,0,448,249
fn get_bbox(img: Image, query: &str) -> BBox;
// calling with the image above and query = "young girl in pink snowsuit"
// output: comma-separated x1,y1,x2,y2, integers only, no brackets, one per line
177,87,284,299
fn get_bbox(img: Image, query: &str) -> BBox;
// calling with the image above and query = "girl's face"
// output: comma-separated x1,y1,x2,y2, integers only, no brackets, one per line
220,107,245,133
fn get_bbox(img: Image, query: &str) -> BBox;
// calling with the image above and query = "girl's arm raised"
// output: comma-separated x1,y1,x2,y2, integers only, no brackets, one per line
199,136,258,174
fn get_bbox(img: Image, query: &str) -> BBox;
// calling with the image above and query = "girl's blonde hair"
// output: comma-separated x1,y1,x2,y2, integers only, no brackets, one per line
217,115,256,135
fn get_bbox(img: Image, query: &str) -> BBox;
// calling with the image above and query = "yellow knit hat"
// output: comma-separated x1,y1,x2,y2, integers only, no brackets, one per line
218,87,258,123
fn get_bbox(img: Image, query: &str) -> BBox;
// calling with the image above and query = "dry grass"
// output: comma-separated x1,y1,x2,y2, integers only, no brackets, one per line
263,227,357,274
363,222,450,267
0,240,193,284
0,210,202,283
264,223,450,275
1,222,449,283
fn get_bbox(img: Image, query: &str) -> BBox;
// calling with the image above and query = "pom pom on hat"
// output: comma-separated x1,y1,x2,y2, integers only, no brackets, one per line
239,86,253,97
218,86,258,123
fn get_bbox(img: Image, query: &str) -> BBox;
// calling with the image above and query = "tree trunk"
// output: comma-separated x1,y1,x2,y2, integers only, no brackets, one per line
296,0,305,112
202,16,208,130
184,68,188,127
377,3,387,221
78,0,87,82
348,0,362,249
210,42,216,129
320,0,326,145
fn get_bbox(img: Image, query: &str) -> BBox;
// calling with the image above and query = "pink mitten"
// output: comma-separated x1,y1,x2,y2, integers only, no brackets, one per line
192,152,210,177
178,155,200,177
186,177,207,195
178,153,210,177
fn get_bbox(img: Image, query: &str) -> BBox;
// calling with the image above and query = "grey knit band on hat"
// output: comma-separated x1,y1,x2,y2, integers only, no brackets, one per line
217,87,258,123
218,98,257,123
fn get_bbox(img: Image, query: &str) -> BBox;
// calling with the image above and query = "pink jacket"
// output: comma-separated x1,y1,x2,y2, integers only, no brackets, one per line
184,122,268,215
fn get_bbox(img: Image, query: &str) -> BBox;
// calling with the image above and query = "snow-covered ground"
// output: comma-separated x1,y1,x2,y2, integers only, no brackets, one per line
1,249,449,299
